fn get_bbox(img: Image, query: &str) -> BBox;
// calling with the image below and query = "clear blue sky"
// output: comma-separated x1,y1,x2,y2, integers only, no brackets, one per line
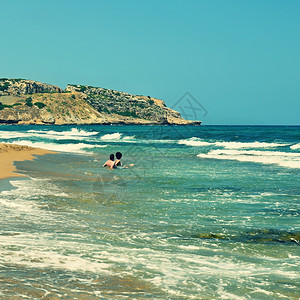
1,0,299,125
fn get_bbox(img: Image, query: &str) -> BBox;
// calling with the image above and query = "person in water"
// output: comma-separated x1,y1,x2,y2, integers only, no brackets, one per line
115,152,122,167
115,151,135,168
103,154,116,169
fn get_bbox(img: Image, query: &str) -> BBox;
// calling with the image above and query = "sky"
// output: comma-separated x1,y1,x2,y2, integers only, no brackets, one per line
1,0,299,125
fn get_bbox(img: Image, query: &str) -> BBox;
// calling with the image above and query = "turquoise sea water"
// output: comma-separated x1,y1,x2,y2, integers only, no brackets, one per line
0,125,299,299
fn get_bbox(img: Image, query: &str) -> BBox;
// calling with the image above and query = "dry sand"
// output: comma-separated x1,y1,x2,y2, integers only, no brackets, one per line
0,143,55,180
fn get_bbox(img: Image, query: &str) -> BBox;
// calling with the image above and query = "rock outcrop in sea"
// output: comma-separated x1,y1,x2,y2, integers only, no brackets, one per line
0,78,201,125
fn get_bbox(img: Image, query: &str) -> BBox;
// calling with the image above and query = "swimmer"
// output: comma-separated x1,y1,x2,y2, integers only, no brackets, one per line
103,154,116,169
115,152,122,167
115,152,135,168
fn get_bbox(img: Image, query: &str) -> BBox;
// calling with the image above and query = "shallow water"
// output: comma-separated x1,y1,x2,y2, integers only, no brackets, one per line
0,125,299,299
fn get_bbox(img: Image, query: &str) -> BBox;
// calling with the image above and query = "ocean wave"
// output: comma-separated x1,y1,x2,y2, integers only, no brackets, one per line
8,140,106,153
123,135,136,140
0,129,170,146
0,130,32,139
178,137,288,149
101,132,122,140
100,132,136,142
99,132,174,144
0,128,99,141
215,141,288,149
28,128,98,137
291,143,300,150
197,149,300,169
178,138,212,147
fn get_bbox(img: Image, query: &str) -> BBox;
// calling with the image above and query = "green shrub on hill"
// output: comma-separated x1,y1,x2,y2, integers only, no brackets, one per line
97,107,111,114
112,110,139,118
78,86,87,92
0,82,10,92
34,102,46,109
25,97,33,107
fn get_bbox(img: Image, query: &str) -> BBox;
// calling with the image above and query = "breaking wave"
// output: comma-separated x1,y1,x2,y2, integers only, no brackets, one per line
28,128,98,137
178,137,288,149
291,143,300,150
0,128,99,141
178,138,211,147
197,149,300,169
8,140,106,154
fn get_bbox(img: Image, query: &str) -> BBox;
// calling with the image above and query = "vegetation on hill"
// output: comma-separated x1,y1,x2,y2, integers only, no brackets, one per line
0,79,201,125
66,84,186,124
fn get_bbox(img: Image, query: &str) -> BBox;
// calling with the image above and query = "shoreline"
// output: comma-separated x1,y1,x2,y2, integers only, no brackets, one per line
0,143,55,180
0,121,202,125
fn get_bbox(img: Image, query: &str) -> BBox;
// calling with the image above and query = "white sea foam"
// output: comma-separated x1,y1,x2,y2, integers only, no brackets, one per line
29,128,99,141
0,241,110,273
8,140,106,153
0,128,99,141
291,143,300,150
178,137,288,149
197,149,300,169
0,178,111,274
1,178,69,199
123,135,135,140
178,138,212,147
0,178,68,223
215,141,288,149
100,132,137,142
101,132,122,140
0,130,32,139
29,128,98,136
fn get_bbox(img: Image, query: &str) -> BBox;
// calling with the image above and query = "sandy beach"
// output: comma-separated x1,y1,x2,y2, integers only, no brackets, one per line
0,143,55,180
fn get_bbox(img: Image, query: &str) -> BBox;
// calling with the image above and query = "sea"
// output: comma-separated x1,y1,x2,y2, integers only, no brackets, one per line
0,124,299,299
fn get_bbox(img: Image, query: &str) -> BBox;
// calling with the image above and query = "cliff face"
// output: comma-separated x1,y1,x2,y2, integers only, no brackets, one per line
0,79,201,125
0,78,63,96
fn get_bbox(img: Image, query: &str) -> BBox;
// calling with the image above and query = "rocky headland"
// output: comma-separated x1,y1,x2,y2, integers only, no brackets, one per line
0,78,201,125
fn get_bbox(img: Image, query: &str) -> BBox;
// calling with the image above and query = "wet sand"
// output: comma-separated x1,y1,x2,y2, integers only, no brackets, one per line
0,143,55,180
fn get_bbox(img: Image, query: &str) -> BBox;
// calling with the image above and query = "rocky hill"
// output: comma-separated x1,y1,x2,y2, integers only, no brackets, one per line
0,78,201,125
0,78,63,95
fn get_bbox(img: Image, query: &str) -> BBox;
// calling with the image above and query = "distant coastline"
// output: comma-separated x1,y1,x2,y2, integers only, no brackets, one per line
0,79,201,126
